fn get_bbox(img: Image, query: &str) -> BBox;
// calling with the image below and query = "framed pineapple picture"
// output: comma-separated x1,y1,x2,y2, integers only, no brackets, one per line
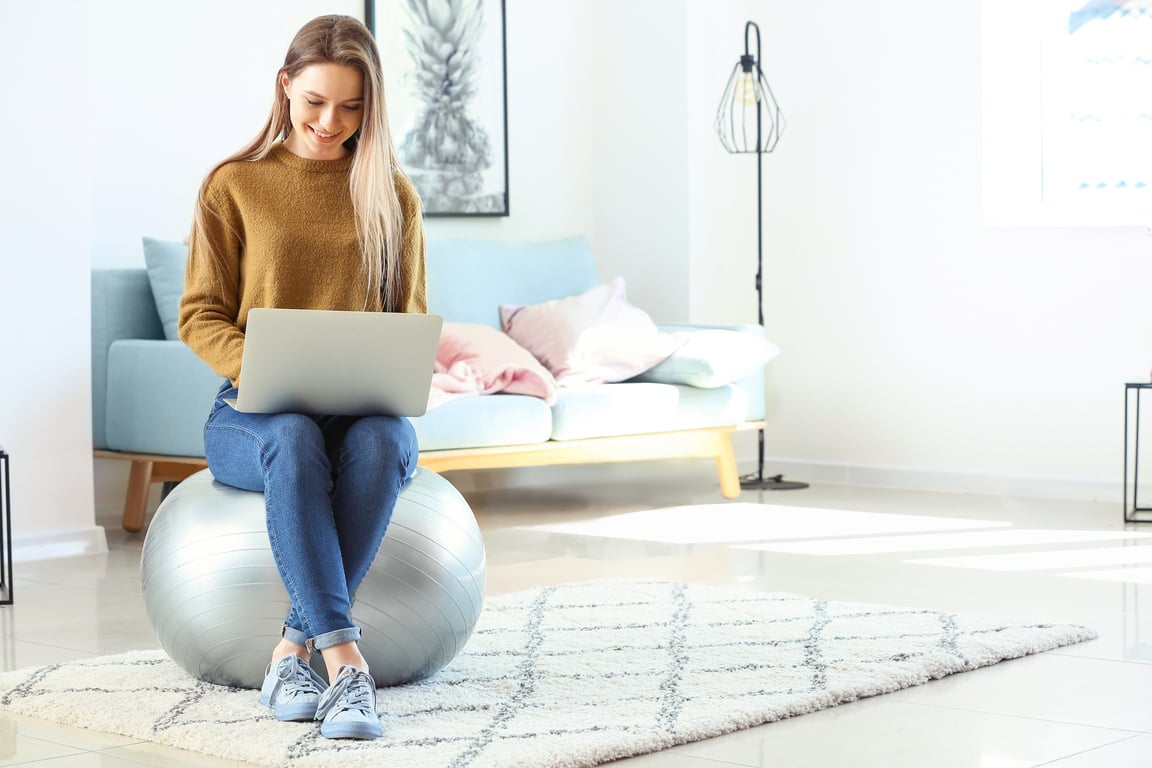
366,0,509,217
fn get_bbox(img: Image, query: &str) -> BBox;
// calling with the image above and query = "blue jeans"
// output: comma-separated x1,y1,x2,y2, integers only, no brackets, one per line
203,381,417,653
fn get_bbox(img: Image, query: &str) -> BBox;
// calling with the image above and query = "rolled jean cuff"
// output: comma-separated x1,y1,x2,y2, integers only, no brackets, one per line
307,626,362,654
281,625,308,648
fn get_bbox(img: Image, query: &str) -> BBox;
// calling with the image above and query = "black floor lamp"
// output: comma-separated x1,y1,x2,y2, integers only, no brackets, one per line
714,21,808,492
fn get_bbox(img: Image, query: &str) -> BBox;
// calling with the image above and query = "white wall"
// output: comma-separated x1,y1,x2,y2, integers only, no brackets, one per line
418,0,696,320
9,0,1145,559
751,0,1151,498
0,1,104,559
90,0,365,262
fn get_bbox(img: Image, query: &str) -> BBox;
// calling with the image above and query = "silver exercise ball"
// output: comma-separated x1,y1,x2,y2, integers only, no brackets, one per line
140,467,486,690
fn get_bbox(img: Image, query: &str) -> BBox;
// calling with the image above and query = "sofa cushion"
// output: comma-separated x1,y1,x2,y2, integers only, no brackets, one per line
633,329,780,389
412,394,553,451
142,237,188,340
549,383,749,441
500,277,681,386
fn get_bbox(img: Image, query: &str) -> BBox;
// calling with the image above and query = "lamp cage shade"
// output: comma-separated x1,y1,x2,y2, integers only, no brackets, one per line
714,22,783,154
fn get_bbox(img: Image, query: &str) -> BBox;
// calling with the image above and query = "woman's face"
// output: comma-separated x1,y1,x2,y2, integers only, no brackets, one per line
281,63,365,161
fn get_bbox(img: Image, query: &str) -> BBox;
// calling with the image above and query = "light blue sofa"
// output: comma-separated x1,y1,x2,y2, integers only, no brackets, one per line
92,236,768,531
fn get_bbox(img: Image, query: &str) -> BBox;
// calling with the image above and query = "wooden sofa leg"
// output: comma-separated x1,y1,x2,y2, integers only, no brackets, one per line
123,459,154,533
716,434,741,499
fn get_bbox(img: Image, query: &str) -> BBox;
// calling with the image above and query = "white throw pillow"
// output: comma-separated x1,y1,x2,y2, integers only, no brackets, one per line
499,277,683,386
633,329,780,388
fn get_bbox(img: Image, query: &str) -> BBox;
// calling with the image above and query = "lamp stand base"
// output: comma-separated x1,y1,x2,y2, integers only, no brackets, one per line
740,472,810,491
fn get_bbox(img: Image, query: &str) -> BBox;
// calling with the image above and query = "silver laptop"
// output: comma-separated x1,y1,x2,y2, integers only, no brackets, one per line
226,308,443,416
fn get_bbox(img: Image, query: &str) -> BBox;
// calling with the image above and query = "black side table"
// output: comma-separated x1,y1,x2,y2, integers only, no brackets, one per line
0,445,10,604
1124,383,1152,523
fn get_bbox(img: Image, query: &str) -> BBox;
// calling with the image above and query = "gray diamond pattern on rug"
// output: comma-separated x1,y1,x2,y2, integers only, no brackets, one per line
0,581,1096,768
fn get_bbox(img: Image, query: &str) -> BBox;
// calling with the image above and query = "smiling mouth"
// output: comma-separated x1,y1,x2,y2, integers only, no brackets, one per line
311,126,340,140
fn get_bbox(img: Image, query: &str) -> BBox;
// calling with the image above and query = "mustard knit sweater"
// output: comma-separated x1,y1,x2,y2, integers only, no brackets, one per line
178,143,427,385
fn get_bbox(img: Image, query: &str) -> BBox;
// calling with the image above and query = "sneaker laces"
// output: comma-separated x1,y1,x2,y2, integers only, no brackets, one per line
337,673,375,713
276,656,324,698
317,667,376,719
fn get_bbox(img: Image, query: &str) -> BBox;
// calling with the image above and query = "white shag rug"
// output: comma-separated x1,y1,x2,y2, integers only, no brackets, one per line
0,581,1095,768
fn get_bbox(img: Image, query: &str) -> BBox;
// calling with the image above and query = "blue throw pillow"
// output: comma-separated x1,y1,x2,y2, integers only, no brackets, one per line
142,237,188,341
633,329,780,388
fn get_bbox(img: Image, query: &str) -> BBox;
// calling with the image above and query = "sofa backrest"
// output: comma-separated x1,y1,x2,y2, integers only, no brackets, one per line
426,236,601,328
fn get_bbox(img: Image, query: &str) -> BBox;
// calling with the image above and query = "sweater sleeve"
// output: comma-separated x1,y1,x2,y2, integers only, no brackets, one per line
178,174,247,384
396,172,428,315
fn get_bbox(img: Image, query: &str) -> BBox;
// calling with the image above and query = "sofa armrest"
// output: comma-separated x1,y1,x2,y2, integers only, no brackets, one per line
104,340,221,457
92,269,165,448
652,322,771,421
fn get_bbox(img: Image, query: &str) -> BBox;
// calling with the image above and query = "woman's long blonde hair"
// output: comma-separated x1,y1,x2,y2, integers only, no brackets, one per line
192,14,406,310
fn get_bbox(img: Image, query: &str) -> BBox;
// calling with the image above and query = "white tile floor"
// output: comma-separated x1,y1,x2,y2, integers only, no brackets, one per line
3,460,1152,767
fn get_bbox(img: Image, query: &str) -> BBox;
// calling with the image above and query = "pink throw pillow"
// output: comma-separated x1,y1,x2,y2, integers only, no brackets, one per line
499,276,682,385
432,323,557,405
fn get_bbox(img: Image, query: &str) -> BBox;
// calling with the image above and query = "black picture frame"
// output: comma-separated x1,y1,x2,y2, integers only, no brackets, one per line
366,0,509,217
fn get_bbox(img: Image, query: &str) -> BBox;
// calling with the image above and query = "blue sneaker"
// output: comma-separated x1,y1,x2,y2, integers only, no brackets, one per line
258,655,328,722
314,666,381,740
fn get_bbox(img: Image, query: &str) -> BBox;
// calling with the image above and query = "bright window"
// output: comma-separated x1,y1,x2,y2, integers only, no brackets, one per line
982,0,1151,227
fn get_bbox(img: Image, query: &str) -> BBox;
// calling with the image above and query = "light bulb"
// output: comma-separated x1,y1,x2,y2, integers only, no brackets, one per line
736,72,759,105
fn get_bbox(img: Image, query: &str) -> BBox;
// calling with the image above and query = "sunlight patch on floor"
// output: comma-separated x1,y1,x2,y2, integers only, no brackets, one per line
1061,567,1152,584
519,504,1010,545
738,529,1152,556
908,544,1152,572
973,756,1034,768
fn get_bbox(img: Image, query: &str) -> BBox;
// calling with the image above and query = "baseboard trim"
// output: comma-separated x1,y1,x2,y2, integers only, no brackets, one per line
756,458,1119,503
12,526,109,563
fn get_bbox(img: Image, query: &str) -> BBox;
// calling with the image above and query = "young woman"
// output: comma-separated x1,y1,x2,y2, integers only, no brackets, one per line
178,15,426,740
